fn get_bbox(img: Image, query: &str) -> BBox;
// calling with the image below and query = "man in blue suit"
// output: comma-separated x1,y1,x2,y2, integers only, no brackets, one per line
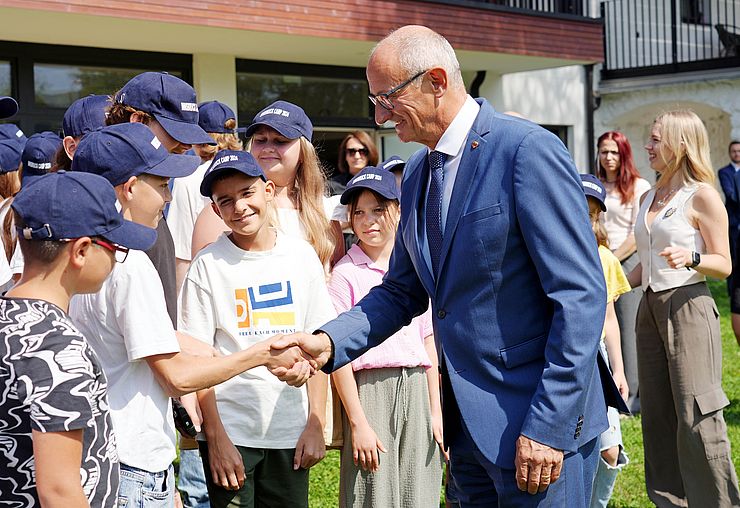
274,25,623,506
718,140,740,343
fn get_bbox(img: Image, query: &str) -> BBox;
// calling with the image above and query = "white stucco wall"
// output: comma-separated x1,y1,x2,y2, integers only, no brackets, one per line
595,74,740,183
478,65,590,171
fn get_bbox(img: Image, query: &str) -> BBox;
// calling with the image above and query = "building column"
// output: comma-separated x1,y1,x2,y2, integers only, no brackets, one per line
192,53,238,119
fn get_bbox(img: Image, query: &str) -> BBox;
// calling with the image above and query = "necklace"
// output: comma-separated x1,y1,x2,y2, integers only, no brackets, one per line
656,187,680,207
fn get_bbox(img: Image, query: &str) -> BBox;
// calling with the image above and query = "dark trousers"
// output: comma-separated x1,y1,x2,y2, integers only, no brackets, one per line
198,442,308,508
441,370,599,507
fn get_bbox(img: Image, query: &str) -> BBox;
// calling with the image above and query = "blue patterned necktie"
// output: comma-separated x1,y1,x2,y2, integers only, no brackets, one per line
426,150,447,274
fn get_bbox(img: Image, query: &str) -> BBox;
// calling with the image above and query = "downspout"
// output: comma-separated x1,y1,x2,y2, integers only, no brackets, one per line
469,71,486,98
585,64,597,173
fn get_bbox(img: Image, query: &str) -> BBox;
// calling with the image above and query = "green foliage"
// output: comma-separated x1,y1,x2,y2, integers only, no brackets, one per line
309,280,740,507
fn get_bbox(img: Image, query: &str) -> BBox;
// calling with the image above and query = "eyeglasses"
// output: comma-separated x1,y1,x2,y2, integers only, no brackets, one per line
91,238,129,263
368,70,428,111
346,147,369,156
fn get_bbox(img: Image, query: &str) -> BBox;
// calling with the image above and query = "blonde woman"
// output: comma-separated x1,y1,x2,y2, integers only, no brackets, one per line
630,110,740,507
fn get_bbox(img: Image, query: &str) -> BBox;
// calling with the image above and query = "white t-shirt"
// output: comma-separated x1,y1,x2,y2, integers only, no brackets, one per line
69,249,181,472
603,178,651,251
178,232,336,448
0,199,14,286
168,159,212,261
275,195,342,239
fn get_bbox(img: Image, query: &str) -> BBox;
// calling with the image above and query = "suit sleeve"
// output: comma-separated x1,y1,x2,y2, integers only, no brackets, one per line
719,167,736,205
512,130,607,449
319,198,429,372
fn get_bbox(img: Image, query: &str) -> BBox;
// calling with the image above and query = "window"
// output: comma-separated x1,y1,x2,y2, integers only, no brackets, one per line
236,60,372,128
0,61,10,97
681,0,711,25
34,63,182,108
0,41,191,134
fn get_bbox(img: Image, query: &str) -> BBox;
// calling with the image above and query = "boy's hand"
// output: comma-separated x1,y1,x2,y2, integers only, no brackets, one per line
294,419,326,470
207,430,245,491
179,393,202,432
272,360,314,387
270,332,333,369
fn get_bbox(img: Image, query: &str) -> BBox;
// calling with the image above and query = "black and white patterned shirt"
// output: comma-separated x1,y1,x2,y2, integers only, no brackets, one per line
0,297,119,507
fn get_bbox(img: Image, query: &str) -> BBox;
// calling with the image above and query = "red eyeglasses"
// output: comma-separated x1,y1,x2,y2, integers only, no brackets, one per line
91,238,129,263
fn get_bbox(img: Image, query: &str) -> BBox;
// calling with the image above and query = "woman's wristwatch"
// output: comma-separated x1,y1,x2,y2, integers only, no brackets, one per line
688,251,701,269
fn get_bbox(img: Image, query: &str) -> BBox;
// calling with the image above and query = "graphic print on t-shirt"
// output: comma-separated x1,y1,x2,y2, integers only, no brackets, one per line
235,281,296,335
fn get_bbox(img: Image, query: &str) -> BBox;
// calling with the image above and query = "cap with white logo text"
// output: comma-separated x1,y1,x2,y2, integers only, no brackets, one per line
244,100,312,141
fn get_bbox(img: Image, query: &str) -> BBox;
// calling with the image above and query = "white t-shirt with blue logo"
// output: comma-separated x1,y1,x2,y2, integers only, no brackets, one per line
178,232,336,448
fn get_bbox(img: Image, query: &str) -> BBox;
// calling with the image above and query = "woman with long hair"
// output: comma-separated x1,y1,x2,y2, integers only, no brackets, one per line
631,110,740,506
328,131,379,196
596,131,650,414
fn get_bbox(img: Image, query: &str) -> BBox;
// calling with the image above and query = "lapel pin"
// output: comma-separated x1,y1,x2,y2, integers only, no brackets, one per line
471,140,479,149
664,207,676,218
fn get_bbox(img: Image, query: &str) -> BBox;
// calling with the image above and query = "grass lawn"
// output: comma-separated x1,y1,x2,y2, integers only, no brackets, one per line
308,279,740,507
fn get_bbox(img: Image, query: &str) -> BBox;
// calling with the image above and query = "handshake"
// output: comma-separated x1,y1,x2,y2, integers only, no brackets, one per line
262,332,333,387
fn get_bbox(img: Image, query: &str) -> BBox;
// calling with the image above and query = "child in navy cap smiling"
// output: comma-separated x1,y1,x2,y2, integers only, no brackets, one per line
179,149,336,508
68,126,313,507
0,170,156,508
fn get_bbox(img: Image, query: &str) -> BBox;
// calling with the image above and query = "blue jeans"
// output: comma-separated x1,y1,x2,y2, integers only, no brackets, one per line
178,448,210,508
118,463,175,508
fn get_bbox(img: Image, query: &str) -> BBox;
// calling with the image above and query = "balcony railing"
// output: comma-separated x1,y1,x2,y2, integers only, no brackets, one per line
601,0,740,79
418,0,594,18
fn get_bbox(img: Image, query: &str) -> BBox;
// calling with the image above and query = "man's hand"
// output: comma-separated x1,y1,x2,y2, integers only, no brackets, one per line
270,332,333,370
515,435,563,494
261,335,317,387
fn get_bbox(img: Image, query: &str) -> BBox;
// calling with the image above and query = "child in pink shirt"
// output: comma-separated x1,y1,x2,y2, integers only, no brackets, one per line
328,165,444,507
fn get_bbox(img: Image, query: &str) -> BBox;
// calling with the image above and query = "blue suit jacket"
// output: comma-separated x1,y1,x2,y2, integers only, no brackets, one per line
321,100,623,467
718,164,740,235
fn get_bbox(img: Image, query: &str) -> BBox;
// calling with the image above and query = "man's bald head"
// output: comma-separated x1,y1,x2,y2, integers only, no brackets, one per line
370,25,465,92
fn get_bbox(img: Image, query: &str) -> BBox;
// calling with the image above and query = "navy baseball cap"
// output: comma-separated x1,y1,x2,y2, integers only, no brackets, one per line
198,101,245,134
200,149,266,198
0,96,18,119
0,139,22,173
21,132,62,185
114,72,215,146
580,173,607,212
72,123,200,186
340,165,400,205
12,170,156,250
381,155,405,173
0,124,27,147
63,94,109,138
244,100,312,140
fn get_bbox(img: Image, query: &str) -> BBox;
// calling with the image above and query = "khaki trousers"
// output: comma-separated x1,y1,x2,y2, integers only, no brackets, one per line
339,367,443,508
636,282,740,507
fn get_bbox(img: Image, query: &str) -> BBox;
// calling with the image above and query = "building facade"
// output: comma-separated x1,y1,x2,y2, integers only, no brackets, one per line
0,0,603,173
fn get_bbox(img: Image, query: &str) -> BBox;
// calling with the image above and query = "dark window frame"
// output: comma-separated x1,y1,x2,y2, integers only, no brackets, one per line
0,40,192,134
236,58,374,129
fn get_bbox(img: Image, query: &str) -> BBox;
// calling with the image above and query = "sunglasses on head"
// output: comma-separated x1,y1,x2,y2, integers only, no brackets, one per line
346,147,369,156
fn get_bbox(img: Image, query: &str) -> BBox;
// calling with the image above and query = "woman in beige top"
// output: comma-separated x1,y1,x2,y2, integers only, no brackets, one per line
596,131,650,414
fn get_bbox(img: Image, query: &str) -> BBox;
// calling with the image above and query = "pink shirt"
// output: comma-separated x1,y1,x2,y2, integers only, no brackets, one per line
328,245,433,371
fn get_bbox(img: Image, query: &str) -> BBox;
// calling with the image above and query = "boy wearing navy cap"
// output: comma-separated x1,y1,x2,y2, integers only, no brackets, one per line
169,100,244,289
0,171,157,508
54,94,110,170
107,72,215,329
68,127,313,506
179,150,336,508
0,123,26,148
21,131,62,185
